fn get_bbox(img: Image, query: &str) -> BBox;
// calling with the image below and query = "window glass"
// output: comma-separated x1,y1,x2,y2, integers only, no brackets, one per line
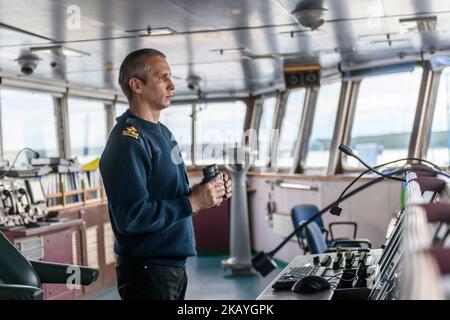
160,104,193,165
277,89,306,168
256,96,277,166
195,101,246,165
115,102,128,118
345,68,422,168
68,98,107,164
1,88,58,166
304,82,341,169
428,67,450,167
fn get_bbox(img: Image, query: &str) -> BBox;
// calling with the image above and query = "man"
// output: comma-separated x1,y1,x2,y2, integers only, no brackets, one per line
99,48,232,300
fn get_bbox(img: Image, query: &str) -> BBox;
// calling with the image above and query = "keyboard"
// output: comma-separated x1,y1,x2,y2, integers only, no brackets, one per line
272,265,326,290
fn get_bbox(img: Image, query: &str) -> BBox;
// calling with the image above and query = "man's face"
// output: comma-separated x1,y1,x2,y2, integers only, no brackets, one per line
140,56,175,110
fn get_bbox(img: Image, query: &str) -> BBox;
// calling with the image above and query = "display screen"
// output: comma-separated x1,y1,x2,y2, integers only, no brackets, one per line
25,179,46,204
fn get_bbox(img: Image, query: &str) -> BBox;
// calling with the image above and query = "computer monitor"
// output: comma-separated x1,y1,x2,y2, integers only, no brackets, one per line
367,211,406,300
25,179,46,204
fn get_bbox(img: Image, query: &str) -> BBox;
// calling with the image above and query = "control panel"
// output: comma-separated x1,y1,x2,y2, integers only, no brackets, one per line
0,178,47,229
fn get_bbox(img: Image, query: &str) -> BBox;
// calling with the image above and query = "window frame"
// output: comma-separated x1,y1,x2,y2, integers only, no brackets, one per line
249,92,281,171
301,81,342,174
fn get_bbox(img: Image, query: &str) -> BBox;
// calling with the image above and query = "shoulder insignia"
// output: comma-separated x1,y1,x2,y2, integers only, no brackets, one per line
122,126,139,139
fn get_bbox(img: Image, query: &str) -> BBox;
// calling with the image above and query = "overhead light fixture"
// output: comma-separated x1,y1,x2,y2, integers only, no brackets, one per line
30,45,90,58
371,38,410,46
279,29,325,37
321,47,356,54
370,33,410,46
399,16,437,33
359,33,409,46
291,0,327,31
210,47,248,55
125,26,176,36
359,33,401,40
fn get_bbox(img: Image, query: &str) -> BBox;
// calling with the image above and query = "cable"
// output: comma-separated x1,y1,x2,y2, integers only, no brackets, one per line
342,157,444,196
324,273,343,281
0,147,40,180
330,156,447,216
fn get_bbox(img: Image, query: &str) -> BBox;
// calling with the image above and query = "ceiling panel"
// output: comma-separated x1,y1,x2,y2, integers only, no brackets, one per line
0,0,449,96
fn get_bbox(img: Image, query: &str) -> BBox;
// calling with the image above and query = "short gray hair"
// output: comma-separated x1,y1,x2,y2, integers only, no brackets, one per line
118,48,166,101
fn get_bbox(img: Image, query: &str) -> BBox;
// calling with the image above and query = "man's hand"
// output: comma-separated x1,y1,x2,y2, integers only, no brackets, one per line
222,172,232,199
188,176,225,213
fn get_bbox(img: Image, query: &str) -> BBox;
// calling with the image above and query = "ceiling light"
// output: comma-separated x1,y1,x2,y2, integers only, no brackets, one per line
279,29,325,37
370,38,410,46
358,33,409,46
321,47,356,54
210,47,248,55
399,16,437,33
359,33,400,40
30,45,90,58
126,27,176,36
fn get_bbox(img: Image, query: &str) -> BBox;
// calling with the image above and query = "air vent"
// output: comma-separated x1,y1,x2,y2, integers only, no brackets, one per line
399,16,437,33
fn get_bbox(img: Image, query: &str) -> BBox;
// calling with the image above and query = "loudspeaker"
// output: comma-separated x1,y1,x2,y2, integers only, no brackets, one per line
283,63,320,88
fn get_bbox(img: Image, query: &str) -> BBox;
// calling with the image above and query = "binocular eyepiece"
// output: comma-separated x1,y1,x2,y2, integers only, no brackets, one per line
201,164,222,184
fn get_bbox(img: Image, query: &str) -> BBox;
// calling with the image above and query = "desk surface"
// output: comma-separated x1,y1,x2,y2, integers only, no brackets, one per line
1,218,83,237
257,249,383,300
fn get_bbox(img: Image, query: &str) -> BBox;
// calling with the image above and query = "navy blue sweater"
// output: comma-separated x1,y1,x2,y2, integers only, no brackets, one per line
99,109,195,266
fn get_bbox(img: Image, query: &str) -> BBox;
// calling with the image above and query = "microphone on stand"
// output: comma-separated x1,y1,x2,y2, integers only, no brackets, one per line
330,144,445,216
338,144,403,181
330,144,404,216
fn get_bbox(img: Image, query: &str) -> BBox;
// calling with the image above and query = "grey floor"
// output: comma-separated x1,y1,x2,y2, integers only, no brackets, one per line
89,255,284,300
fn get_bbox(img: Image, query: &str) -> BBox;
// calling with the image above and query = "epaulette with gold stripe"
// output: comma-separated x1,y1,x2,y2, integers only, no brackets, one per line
122,125,139,140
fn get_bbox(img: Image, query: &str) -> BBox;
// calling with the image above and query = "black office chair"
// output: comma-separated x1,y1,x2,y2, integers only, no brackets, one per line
304,221,372,254
291,204,359,253
0,231,99,300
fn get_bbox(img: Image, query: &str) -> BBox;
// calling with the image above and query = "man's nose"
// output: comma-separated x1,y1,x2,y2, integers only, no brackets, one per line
168,77,175,91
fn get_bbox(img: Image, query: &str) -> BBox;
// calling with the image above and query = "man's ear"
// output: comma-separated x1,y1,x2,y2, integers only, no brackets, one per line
128,77,142,95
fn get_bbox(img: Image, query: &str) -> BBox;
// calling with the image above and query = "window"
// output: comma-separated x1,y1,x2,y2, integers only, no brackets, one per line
195,101,246,165
344,68,422,168
256,96,277,166
115,102,128,118
277,89,306,168
0,88,58,166
68,98,107,164
304,82,341,169
428,67,450,167
160,104,193,165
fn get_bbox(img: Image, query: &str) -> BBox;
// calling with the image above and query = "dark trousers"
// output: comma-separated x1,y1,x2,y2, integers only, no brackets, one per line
116,260,188,300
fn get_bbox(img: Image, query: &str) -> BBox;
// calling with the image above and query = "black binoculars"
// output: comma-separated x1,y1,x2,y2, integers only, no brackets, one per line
201,164,223,184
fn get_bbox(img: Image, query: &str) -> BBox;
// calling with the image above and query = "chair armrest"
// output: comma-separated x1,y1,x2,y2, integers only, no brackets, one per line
320,228,329,242
30,260,99,286
0,284,43,300
328,221,358,240
331,239,372,248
